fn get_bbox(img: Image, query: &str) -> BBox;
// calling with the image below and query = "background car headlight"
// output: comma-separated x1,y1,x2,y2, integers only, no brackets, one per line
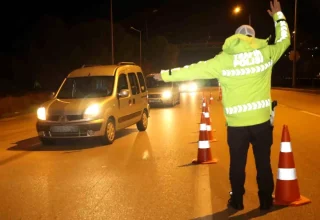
37,107,46,120
84,104,100,119
162,91,172,99
188,83,198,91
180,84,187,91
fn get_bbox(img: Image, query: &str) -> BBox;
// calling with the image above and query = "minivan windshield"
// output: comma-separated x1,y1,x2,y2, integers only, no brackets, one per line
146,77,172,88
57,76,115,99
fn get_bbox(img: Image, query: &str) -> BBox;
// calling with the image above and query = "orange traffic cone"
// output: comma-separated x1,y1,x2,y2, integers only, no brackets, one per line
273,125,311,206
205,99,210,112
203,104,217,141
198,98,207,125
209,92,214,104
192,113,218,164
200,97,207,110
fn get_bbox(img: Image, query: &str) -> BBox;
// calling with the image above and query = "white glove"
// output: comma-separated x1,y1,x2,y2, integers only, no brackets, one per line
270,109,275,126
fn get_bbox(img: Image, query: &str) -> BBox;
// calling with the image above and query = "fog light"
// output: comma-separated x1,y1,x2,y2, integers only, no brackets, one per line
87,130,94,136
38,131,45,137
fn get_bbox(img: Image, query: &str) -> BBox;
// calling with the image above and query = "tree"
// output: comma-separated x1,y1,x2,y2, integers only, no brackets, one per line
162,44,180,69
11,15,180,90
114,24,136,63
25,15,69,89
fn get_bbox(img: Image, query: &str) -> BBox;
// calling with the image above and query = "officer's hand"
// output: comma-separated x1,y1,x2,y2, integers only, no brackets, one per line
153,73,163,81
267,0,282,17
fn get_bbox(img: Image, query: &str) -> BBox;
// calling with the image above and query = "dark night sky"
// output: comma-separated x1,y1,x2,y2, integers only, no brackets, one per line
1,0,320,55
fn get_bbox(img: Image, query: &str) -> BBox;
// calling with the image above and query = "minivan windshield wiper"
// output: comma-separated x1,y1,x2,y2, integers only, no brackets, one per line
71,80,76,98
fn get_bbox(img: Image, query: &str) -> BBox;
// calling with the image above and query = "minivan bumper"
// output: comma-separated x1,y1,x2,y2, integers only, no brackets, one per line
36,118,105,139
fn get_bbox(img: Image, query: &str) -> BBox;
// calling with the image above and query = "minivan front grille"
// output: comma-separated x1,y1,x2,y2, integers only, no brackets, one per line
66,115,83,121
148,94,161,98
47,115,60,121
47,115,83,121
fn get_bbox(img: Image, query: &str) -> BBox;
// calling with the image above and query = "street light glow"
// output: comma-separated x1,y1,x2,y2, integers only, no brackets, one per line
233,6,241,14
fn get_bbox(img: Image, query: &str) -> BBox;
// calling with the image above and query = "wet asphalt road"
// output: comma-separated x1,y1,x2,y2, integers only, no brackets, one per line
0,88,319,220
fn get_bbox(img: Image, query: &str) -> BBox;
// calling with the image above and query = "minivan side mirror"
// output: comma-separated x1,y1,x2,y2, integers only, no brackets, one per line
118,89,130,98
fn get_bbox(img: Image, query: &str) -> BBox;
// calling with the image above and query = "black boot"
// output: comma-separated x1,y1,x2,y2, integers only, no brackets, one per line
258,192,273,210
228,192,244,210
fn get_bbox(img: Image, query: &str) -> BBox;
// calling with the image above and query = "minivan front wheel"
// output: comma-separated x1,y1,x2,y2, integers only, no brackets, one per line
136,110,148,131
101,118,116,145
40,138,55,146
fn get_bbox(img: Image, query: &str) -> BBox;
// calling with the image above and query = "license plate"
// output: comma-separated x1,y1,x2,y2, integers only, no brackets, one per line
149,99,161,103
50,126,79,133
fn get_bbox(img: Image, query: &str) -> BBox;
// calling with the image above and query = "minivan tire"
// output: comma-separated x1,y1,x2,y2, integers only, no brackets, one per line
136,110,148,131
101,118,116,145
40,138,55,145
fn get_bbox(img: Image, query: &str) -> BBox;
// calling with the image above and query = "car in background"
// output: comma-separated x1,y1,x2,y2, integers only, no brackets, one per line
179,81,198,92
36,62,150,145
146,74,180,107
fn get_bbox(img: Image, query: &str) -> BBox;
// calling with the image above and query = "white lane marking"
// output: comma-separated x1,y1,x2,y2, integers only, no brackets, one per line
300,111,320,118
278,104,320,118
193,165,213,218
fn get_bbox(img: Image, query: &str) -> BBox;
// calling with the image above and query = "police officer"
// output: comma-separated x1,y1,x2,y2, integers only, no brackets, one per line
154,0,290,210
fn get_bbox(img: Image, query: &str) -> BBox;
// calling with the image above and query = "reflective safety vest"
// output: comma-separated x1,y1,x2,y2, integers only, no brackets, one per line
160,12,290,127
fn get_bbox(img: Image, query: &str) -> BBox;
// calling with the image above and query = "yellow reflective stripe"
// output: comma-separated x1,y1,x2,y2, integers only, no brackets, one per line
276,11,285,19
222,60,273,77
276,21,289,43
225,99,271,115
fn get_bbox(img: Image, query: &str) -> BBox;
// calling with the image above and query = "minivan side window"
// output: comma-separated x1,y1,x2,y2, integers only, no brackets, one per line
117,74,129,93
128,72,140,95
137,72,146,92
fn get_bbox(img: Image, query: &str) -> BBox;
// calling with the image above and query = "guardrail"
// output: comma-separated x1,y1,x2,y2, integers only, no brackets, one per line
276,77,320,88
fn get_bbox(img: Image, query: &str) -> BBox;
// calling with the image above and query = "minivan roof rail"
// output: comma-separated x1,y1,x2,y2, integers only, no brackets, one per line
81,64,101,68
117,62,136,66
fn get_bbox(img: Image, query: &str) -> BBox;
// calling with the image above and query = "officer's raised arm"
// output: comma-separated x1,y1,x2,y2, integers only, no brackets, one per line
268,0,291,63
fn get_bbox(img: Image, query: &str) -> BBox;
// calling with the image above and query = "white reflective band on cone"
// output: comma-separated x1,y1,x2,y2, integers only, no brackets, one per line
206,125,212,131
280,142,292,152
204,112,209,117
199,141,210,149
277,168,297,180
200,124,207,131
202,103,206,107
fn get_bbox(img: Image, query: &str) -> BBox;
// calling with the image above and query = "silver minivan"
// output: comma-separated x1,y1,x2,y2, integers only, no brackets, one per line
36,62,150,145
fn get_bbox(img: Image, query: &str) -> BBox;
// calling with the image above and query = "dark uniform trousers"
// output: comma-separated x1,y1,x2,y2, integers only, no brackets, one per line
227,120,274,198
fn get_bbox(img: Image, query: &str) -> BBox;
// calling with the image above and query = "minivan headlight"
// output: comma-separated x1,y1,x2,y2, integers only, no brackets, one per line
37,107,46,120
162,91,172,99
83,104,100,119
